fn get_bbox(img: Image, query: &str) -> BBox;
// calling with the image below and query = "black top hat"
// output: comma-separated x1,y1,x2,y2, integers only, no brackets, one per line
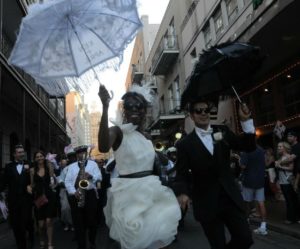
74,145,88,154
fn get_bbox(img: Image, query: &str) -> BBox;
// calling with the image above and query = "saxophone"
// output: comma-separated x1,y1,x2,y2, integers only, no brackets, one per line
77,152,90,208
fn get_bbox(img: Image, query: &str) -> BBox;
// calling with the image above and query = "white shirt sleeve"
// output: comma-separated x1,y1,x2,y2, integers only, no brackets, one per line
90,161,102,184
65,164,77,195
57,167,66,183
240,119,255,134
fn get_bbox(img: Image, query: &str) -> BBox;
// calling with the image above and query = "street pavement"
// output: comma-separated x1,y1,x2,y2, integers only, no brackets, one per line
1,210,300,249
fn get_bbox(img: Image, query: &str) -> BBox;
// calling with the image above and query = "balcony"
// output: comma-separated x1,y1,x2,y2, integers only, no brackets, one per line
151,35,179,75
131,63,144,83
143,75,157,89
1,31,66,128
148,111,185,137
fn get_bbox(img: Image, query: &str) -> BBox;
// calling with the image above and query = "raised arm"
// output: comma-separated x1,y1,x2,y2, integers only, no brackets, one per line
98,85,122,153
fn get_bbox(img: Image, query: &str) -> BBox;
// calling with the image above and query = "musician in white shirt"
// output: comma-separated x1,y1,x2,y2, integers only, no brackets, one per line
65,145,101,249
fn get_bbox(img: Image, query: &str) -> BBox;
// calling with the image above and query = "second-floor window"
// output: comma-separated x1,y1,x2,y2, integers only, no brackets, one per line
203,24,212,49
283,76,300,117
160,96,165,114
226,0,238,23
173,76,180,109
168,86,174,111
213,7,224,37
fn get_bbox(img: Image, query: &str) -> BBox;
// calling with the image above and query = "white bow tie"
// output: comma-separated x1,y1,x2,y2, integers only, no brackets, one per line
199,128,213,136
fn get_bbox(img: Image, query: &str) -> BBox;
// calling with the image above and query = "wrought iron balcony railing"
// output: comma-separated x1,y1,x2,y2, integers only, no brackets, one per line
151,35,179,75
0,31,66,128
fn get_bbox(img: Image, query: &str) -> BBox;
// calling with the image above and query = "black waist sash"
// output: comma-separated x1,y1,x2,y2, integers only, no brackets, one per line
119,170,153,178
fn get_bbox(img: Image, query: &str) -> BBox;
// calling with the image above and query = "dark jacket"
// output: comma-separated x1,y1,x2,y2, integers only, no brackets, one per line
0,161,32,207
174,125,255,222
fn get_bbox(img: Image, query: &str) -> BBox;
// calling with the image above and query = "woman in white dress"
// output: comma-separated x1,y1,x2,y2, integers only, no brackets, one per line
98,84,181,249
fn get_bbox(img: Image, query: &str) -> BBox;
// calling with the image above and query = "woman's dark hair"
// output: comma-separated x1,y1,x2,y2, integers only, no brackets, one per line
121,92,148,110
33,150,49,174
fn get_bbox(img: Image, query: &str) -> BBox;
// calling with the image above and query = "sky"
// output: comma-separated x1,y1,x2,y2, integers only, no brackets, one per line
86,0,170,118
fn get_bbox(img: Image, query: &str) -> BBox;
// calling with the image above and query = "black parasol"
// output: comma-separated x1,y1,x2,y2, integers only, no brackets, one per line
181,42,264,108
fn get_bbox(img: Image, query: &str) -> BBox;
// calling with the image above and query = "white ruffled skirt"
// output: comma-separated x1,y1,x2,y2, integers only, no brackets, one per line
104,175,181,249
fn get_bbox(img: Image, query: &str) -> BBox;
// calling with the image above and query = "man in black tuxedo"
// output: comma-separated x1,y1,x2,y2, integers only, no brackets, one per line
175,99,256,249
0,145,33,249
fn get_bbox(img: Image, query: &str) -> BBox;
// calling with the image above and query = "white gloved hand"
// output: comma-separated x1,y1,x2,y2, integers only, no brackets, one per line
0,200,8,219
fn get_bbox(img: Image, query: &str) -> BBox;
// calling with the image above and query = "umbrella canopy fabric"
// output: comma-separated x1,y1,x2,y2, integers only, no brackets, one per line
37,77,91,96
181,42,263,108
8,0,142,82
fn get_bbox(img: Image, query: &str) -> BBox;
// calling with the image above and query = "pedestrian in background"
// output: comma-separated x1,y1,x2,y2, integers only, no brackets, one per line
57,155,74,232
240,145,268,235
275,142,299,224
29,150,57,249
265,148,280,201
285,131,300,192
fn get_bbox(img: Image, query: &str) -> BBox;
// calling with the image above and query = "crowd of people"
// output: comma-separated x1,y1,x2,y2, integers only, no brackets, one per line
0,83,299,249
0,113,182,249
229,126,300,236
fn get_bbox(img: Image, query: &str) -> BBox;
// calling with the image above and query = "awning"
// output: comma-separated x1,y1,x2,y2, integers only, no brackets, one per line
148,113,186,131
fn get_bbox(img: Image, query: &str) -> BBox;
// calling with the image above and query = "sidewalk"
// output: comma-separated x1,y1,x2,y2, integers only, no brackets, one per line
250,199,300,239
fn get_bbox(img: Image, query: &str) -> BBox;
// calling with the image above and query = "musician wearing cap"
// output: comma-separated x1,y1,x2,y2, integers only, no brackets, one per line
65,145,102,249
174,97,256,249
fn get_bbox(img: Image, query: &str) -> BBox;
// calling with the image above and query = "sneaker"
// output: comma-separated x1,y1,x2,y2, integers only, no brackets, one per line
70,227,75,231
253,227,268,235
63,226,69,231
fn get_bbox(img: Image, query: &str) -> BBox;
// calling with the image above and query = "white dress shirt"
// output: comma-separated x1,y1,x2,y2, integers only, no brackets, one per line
65,160,102,195
57,166,69,184
195,119,255,155
16,163,23,175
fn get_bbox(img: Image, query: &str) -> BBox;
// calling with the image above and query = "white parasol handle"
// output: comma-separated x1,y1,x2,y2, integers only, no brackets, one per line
231,86,242,104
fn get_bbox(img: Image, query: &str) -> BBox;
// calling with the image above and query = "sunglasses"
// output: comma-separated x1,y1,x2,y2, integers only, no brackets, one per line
192,107,210,114
123,102,145,110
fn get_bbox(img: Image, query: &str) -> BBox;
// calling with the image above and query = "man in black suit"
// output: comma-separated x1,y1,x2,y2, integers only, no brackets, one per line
0,145,33,249
175,98,256,249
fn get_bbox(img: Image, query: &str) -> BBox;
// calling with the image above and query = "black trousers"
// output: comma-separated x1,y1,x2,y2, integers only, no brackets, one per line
280,184,299,222
69,190,98,249
8,198,32,249
199,191,253,249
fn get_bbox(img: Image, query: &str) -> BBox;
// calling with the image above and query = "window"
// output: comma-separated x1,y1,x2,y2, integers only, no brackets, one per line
226,0,238,23
190,47,197,58
253,86,275,126
190,47,198,65
282,74,300,117
173,77,180,109
243,0,252,4
160,96,165,114
203,24,212,49
213,7,224,37
168,85,174,111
